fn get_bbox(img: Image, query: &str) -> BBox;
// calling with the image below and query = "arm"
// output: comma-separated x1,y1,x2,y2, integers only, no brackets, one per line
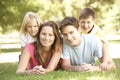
99,54,116,70
16,48,45,75
16,48,31,74
61,58,82,72
100,42,109,70
45,49,62,73
21,47,24,54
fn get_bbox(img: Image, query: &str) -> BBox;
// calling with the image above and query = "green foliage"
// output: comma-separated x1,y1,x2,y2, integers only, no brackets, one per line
0,0,120,33
0,59,120,80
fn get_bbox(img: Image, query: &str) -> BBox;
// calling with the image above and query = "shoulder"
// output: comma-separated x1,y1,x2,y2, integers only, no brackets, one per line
82,34,98,40
25,43,35,50
82,34,101,44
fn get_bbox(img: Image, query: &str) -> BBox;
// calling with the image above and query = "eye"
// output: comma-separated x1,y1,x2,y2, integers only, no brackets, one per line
87,21,91,24
49,34,52,36
34,25,38,28
70,31,74,35
27,26,32,28
41,33,46,36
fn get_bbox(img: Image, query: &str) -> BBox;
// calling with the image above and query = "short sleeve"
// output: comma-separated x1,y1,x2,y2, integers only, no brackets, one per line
61,40,70,59
20,34,27,47
94,36,103,58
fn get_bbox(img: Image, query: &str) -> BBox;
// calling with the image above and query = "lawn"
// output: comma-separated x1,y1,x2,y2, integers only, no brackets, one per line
0,59,120,80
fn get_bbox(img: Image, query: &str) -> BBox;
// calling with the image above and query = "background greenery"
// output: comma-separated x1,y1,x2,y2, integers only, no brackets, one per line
0,0,120,34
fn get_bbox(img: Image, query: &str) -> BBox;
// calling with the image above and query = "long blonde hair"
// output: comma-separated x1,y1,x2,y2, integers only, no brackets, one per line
20,11,41,34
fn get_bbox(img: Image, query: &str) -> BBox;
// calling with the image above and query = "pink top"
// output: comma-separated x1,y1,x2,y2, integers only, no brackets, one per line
25,43,40,70
25,43,62,70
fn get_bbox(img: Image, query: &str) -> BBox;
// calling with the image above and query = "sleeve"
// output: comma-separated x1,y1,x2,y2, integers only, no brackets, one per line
24,44,34,57
61,40,70,59
20,34,27,47
95,27,108,44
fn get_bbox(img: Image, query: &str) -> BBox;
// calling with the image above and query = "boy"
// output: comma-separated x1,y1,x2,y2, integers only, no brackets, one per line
79,8,109,70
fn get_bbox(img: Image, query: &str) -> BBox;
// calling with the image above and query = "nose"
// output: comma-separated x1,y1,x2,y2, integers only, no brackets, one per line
67,34,72,40
45,35,49,40
31,26,35,31
84,22,88,27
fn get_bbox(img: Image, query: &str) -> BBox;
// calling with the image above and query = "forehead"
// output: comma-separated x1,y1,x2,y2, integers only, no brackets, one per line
41,26,53,33
80,16,94,21
62,25,77,34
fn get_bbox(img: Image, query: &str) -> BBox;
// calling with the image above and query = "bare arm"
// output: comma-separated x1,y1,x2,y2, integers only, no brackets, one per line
16,48,31,74
99,54,116,70
61,58,82,72
45,50,62,73
21,47,24,54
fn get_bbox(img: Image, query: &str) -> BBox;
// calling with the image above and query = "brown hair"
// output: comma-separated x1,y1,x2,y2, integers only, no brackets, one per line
34,21,61,65
59,17,79,33
79,8,95,21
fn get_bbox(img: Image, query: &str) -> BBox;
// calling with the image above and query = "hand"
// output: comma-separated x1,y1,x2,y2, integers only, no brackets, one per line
100,61,108,70
31,65,45,75
80,63,93,72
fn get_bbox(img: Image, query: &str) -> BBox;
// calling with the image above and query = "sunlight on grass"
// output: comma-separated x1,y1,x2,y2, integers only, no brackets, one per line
0,59,120,80
86,74,116,80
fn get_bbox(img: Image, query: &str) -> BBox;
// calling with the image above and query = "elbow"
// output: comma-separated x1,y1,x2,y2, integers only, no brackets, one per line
113,63,116,69
61,65,67,71
16,70,24,75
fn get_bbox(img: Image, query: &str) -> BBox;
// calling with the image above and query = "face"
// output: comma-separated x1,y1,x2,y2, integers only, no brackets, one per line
26,18,39,37
62,25,81,47
79,16,95,33
40,26,55,48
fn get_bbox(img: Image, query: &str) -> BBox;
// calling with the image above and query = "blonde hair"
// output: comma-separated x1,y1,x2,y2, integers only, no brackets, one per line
20,11,41,34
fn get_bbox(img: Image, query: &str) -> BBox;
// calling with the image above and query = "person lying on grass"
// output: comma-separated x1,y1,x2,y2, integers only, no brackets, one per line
59,17,116,72
16,21,62,75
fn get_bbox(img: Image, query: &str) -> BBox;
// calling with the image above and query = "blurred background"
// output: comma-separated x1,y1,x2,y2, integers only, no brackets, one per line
0,0,120,63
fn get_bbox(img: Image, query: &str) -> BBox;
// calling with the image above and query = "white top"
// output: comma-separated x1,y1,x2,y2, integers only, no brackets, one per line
20,33,36,47
61,34,103,66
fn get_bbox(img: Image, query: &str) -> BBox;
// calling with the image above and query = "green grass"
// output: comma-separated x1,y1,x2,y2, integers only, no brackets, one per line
109,40,120,44
0,59,120,80
1,48,20,53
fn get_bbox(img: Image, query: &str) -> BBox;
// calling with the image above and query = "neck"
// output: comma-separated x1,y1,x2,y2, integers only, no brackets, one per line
43,46,51,52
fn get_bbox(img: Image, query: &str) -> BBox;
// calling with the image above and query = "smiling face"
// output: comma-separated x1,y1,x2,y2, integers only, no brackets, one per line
26,18,39,37
40,26,55,48
79,16,95,33
62,25,81,47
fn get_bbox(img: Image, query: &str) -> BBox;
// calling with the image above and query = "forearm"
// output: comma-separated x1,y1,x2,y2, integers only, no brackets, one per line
92,66,102,71
62,65,81,72
16,70,33,75
45,67,55,73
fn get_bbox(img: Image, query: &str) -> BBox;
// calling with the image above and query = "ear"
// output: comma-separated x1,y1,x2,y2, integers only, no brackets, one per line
78,26,82,33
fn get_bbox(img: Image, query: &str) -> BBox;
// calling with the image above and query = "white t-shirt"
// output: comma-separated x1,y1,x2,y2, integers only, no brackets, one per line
61,34,103,66
20,33,37,47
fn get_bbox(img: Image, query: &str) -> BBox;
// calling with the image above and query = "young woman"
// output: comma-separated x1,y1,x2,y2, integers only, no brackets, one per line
16,21,62,75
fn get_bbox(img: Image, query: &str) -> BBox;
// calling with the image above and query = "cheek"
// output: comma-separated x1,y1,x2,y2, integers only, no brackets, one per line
52,36,55,42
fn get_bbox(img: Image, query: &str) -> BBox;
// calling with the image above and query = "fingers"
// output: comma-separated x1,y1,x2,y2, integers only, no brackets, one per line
100,62,108,70
32,65,45,75
80,63,93,72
